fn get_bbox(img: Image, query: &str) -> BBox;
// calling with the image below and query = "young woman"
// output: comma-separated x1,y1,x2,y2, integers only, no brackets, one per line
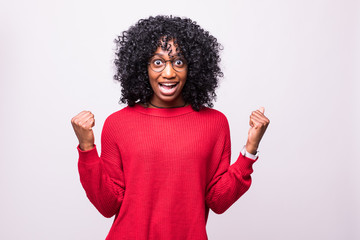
71,15,269,240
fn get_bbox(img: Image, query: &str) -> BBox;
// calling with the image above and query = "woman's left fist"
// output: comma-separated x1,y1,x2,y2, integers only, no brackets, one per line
246,107,270,154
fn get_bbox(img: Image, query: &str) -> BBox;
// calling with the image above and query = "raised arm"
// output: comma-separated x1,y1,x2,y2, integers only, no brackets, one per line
71,111,125,218
205,107,269,214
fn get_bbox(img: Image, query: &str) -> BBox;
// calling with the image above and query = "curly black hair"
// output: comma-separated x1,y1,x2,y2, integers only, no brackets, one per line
114,15,223,111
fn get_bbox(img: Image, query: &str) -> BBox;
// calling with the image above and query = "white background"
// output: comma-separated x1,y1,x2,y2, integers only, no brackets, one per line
1,0,359,239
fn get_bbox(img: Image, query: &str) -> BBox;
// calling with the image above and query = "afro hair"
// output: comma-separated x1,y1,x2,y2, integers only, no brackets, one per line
114,15,223,111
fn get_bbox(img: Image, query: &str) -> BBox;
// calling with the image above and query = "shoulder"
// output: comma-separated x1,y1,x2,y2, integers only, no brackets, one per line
197,107,230,130
198,107,228,121
103,105,134,125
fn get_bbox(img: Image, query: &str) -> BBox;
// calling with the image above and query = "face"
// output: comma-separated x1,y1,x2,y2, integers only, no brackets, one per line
147,40,187,108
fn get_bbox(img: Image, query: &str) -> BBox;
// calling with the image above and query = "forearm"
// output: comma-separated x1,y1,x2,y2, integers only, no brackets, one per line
206,153,256,214
78,145,125,218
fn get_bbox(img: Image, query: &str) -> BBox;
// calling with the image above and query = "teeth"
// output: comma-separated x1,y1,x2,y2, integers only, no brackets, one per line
160,83,177,86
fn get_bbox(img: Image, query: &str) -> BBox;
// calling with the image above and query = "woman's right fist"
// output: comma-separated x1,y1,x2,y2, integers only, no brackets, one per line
71,111,95,151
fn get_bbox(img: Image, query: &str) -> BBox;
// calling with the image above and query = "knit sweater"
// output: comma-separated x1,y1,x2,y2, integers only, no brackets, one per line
77,104,257,240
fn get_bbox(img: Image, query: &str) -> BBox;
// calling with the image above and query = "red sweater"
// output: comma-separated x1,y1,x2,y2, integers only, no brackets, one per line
77,104,257,240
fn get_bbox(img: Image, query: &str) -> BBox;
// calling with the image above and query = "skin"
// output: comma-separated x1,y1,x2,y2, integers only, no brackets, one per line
71,110,95,151
246,107,270,154
71,41,270,153
147,40,187,108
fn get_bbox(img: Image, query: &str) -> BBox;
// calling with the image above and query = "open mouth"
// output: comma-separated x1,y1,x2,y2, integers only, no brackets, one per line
158,82,179,95
159,82,179,88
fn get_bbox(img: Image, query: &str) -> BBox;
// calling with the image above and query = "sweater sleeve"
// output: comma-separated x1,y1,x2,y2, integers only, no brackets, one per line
205,117,257,214
77,117,125,218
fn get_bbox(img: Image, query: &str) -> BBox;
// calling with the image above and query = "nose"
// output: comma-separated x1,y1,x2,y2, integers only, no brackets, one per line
161,61,176,79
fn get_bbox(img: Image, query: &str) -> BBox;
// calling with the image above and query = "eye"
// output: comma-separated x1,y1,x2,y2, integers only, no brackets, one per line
173,58,185,66
153,59,164,66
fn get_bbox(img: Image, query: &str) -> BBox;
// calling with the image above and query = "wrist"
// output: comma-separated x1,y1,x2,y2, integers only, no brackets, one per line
241,146,258,160
79,143,95,151
245,142,258,155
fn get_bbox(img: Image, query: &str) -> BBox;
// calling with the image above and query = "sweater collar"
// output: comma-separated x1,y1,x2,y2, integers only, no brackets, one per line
131,103,195,117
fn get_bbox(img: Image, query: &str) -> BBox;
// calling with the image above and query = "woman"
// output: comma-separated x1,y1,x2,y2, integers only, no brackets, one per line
71,15,269,240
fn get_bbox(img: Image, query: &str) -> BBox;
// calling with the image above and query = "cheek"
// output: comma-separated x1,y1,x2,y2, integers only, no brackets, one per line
147,71,157,84
180,73,187,83
182,70,188,80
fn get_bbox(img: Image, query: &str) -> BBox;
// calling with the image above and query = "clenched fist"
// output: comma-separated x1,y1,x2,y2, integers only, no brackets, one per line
246,107,270,154
71,111,95,151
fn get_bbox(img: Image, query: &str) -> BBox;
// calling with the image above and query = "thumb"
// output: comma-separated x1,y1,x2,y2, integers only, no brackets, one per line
259,107,265,114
